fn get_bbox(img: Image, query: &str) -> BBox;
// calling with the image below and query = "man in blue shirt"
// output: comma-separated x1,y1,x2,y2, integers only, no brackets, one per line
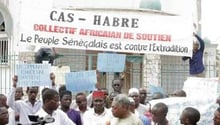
182,33,205,77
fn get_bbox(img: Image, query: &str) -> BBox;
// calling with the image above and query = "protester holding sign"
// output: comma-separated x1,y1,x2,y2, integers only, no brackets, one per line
7,74,56,124
7,75,40,124
182,33,205,77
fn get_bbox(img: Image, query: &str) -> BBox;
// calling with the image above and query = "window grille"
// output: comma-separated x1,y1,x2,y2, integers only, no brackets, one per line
0,39,8,63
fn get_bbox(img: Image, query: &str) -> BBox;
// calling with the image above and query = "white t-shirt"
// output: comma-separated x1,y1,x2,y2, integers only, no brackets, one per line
35,108,75,125
83,108,112,125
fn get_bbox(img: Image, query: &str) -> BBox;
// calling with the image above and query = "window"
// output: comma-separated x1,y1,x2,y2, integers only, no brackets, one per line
0,39,8,63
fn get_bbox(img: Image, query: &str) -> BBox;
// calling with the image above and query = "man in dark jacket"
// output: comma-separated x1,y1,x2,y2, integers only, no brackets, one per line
182,33,205,77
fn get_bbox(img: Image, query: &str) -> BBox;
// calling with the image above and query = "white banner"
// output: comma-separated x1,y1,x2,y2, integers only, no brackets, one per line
18,7,193,56
183,77,218,100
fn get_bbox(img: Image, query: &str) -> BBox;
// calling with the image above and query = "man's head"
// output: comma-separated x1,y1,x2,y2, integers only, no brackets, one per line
128,88,140,108
193,37,200,52
26,86,39,102
92,90,105,114
180,107,200,125
151,102,168,123
60,90,72,110
128,97,135,113
0,94,7,108
111,94,130,118
0,106,8,125
42,88,59,112
75,92,87,112
108,92,117,108
15,87,23,100
112,79,123,93
214,107,220,125
172,90,186,97
151,92,164,100
139,87,147,104
100,88,109,100
58,85,66,94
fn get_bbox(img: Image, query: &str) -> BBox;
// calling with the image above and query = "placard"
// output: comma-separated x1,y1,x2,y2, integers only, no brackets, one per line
97,53,126,72
51,66,70,85
16,64,51,87
65,70,97,92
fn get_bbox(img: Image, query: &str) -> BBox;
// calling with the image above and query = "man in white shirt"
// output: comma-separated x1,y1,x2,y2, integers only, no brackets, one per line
74,92,90,117
83,90,112,125
7,74,56,124
35,88,75,125
7,75,41,124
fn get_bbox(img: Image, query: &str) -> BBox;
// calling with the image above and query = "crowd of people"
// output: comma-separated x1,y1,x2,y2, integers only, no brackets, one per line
0,33,217,125
0,73,219,125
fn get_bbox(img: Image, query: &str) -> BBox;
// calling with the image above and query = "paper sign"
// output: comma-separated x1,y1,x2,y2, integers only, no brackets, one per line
97,53,126,72
51,66,70,85
65,70,97,92
16,64,51,87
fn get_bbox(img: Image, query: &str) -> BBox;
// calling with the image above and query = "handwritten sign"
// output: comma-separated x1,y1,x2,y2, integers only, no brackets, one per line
65,70,97,92
51,66,70,85
17,5,193,56
16,64,51,87
97,53,126,72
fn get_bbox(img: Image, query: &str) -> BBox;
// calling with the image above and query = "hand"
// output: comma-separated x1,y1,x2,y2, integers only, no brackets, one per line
12,75,18,88
50,73,55,86
193,32,196,36
15,112,20,121
105,121,110,125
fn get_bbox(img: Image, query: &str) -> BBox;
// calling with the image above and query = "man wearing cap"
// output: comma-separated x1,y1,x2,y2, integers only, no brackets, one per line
128,97,151,125
128,88,149,116
83,90,112,125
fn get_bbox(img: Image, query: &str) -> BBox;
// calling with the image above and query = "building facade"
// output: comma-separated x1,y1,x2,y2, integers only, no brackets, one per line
0,0,218,95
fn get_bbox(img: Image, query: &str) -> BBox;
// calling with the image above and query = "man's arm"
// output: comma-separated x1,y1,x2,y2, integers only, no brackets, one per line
182,57,190,61
59,110,76,125
7,75,18,111
194,34,205,51
50,72,57,90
